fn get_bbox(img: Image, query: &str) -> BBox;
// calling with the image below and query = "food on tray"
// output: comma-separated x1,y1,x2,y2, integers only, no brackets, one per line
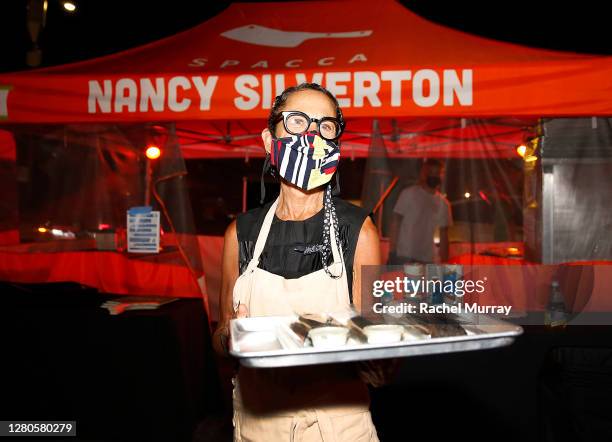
298,314,329,328
298,313,343,329
393,315,431,336
308,326,350,348
347,315,375,343
428,323,467,338
290,314,349,347
349,315,375,330
402,312,468,337
289,321,311,344
363,324,404,344
229,314,522,368
234,310,472,354
401,325,431,339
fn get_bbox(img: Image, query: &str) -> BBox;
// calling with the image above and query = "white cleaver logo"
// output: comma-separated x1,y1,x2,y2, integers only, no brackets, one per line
221,24,372,48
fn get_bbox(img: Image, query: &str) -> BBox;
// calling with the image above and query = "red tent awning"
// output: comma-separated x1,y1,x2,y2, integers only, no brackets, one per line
1,0,611,124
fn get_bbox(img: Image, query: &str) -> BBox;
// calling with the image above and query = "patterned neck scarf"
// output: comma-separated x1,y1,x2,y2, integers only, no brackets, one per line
320,184,343,279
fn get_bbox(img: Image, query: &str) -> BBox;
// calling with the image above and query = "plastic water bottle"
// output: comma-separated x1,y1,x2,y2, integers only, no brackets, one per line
443,264,463,305
426,264,444,304
544,281,568,328
430,276,444,305
382,290,394,306
403,263,424,301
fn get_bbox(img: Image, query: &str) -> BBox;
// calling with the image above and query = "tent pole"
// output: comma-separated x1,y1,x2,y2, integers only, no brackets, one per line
242,176,248,212
377,181,384,236
144,158,152,206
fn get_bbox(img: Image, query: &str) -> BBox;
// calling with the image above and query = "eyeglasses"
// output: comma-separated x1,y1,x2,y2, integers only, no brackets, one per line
274,111,343,141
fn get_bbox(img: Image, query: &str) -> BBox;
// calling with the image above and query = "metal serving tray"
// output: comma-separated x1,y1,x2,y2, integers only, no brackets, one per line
229,313,523,368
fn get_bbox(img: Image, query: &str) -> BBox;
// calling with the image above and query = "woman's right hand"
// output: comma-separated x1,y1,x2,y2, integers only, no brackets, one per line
214,220,240,357
233,302,250,319
214,302,250,357
214,220,251,356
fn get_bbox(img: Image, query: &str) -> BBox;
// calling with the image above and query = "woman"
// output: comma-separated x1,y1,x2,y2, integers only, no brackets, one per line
213,83,388,441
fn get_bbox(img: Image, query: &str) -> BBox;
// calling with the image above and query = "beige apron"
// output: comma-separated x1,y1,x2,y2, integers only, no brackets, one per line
232,197,379,442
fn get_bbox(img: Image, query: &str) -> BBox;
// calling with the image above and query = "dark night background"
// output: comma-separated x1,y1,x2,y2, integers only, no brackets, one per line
1,0,610,73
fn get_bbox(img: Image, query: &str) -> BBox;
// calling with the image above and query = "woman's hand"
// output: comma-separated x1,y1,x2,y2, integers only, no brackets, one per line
234,302,249,319
213,220,245,357
356,358,401,388
214,302,250,357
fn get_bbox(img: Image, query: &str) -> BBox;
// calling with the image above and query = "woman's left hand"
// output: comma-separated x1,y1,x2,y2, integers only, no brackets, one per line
356,358,401,387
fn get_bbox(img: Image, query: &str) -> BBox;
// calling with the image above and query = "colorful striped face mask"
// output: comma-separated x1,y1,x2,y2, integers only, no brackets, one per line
270,131,340,191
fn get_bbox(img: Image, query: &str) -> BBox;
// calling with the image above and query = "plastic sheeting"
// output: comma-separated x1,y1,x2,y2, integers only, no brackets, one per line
361,117,533,261
356,117,612,324
0,124,206,307
1,117,611,324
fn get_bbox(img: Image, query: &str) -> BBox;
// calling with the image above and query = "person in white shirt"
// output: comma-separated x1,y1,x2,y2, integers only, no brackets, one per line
389,159,452,263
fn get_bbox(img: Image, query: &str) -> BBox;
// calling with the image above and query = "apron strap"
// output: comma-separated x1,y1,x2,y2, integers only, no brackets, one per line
329,216,343,266
246,197,280,272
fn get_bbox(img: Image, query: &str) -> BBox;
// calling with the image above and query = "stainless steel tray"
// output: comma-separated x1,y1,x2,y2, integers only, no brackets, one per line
229,313,523,368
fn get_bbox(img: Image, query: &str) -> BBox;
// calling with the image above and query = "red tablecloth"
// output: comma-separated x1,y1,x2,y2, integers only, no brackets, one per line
0,249,205,299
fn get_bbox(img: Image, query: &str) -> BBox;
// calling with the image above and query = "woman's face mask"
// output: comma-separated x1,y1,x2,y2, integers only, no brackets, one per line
270,131,340,191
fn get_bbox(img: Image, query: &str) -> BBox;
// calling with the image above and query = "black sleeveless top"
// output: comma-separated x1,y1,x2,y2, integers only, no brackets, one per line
236,197,370,303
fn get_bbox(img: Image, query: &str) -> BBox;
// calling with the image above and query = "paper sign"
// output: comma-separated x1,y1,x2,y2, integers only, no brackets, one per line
127,206,160,253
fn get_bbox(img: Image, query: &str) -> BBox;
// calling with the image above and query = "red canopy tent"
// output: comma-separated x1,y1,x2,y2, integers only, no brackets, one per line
1,0,611,158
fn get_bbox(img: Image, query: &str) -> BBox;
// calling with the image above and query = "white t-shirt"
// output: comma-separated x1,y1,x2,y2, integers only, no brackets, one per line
393,185,452,263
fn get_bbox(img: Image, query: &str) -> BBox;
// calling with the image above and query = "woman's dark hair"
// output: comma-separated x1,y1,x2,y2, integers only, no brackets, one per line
267,83,345,138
